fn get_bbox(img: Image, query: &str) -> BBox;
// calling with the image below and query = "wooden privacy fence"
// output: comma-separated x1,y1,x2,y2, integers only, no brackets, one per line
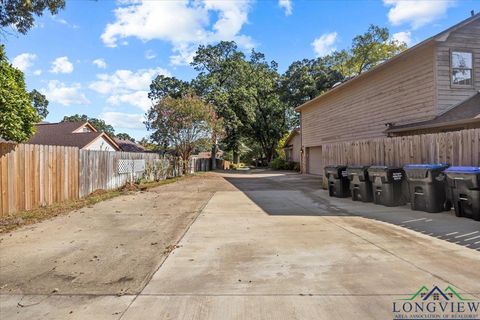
78,150,160,197
0,144,223,216
319,128,480,169
0,144,79,216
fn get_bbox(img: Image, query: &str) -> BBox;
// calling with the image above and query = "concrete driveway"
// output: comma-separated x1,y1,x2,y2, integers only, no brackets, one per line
1,171,479,319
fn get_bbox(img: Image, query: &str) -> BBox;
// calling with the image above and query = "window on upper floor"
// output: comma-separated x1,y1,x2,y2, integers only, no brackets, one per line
451,51,473,86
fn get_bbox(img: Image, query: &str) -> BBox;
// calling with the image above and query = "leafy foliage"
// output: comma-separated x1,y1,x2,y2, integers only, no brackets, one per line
280,58,344,127
145,95,222,168
327,25,407,77
28,89,49,120
0,45,40,142
0,0,66,34
116,133,135,142
148,75,192,102
61,114,115,137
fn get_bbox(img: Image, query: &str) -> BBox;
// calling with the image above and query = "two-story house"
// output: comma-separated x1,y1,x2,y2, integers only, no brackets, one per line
296,13,480,175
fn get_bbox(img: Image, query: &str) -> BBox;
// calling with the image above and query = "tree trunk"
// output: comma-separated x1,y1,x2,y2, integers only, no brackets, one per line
211,143,217,170
233,149,239,164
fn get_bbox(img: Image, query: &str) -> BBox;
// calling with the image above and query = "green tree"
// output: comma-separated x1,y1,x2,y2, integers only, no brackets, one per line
28,89,49,119
61,114,115,137
1,0,66,34
239,50,289,162
0,45,40,142
116,133,135,142
281,57,344,126
148,75,192,102
145,95,221,171
191,41,249,162
327,25,407,77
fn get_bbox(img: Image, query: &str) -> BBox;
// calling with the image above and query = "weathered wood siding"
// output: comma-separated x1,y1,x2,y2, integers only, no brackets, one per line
301,44,436,147
78,150,159,198
316,129,479,175
0,144,79,216
436,19,480,114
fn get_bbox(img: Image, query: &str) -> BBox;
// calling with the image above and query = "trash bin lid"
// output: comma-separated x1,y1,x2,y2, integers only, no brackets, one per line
445,166,480,173
404,164,448,170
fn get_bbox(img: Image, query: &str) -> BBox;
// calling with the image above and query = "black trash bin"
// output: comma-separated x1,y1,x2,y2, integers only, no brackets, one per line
368,166,406,207
325,165,350,198
444,167,480,221
347,166,373,202
404,164,449,213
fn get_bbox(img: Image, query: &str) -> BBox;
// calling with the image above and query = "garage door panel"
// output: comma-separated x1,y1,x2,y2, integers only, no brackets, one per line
307,147,323,175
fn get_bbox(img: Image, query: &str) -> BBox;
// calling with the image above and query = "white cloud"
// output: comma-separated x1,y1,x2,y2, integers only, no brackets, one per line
101,0,253,65
41,80,90,106
33,69,42,76
384,0,455,29
100,112,145,129
279,0,292,16
106,91,152,111
93,58,107,69
145,49,156,60
392,31,412,45
312,32,338,57
12,53,37,72
50,56,74,74
89,67,169,110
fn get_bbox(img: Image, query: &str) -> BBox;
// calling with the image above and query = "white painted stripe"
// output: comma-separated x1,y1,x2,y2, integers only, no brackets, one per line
445,232,458,236
425,219,433,222
474,241,480,244
455,231,479,239
402,218,426,223
464,235,480,241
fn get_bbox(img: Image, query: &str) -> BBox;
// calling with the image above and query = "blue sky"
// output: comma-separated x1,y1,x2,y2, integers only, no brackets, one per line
4,0,479,140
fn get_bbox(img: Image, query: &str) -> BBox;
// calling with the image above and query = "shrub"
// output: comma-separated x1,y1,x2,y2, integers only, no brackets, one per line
270,158,286,170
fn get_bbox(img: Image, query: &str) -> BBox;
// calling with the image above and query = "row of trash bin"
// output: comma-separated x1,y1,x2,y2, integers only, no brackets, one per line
324,164,480,221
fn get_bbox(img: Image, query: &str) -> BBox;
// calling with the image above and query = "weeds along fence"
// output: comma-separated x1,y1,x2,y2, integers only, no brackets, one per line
319,128,479,167
0,144,215,216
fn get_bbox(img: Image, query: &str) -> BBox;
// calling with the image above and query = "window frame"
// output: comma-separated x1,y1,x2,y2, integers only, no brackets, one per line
450,49,474,88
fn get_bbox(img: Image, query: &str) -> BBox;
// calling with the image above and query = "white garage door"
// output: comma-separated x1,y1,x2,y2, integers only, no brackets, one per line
307,146,323,175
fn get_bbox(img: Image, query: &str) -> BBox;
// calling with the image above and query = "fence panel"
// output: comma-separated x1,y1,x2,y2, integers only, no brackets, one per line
78,150,160,198
0,144,79,216
317,129,480,172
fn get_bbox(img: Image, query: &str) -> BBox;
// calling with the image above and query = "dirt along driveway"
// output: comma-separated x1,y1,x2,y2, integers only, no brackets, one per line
0,173,235,318
1,171,479,319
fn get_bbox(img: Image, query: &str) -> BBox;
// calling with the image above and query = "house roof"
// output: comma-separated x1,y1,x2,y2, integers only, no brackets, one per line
295,13,480,112
386,92,480,134
28,122,120,150
283,128,300,148
114,139,146,153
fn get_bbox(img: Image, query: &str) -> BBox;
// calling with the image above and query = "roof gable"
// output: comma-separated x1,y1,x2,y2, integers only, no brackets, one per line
295,13,480,112
28,122,120,150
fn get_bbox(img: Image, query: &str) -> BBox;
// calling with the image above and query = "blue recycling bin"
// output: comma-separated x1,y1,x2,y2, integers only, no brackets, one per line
404,164,449,213
445,167,480,221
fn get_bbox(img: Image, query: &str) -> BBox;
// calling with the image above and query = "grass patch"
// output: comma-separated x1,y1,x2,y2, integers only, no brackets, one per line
0,176,187,234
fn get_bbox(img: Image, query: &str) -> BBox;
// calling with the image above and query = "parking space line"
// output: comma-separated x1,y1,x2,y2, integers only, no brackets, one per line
445,232,458,236
402,218,426,223
465,235,480,241
455,231,479,239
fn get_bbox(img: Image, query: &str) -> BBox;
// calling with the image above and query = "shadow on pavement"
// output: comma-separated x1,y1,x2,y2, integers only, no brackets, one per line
222,170,480,251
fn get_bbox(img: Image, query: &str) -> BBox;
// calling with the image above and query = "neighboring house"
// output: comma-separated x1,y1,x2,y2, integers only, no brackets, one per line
282,128,301,163
28,122,120,151
195,150,224,159
114,138,147,153
296,13,480,175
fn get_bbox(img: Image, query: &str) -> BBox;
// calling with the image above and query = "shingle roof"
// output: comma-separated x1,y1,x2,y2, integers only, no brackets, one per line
386,93,480,133
114,139,146,152
27,122,120,150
